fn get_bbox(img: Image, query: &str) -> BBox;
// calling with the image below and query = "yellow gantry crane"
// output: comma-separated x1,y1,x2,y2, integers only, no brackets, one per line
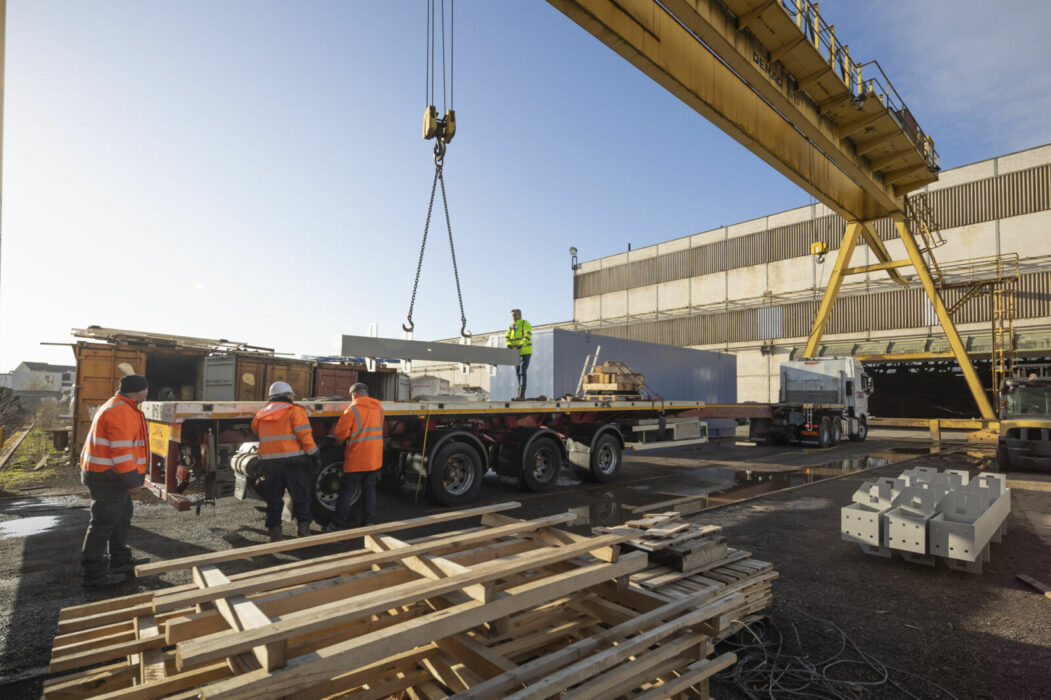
548,0,996,419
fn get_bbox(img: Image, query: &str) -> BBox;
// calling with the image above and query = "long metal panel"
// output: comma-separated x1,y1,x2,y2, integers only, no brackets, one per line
340,335,520,365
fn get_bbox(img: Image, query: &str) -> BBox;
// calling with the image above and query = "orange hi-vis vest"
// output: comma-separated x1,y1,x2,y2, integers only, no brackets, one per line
332,396,385,472
251,400,318,461
80,393,148,490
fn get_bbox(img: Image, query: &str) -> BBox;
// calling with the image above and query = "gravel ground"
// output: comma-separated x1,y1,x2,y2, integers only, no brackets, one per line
0,450,1048,698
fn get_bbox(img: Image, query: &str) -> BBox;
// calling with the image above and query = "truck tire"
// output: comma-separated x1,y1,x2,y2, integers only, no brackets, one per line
830,418,842,446
996,444,1011,471
310,449,351,525
849,416,868,442
521,436,562,492
817,417,832,448
587,433,622,483
428,442,483,506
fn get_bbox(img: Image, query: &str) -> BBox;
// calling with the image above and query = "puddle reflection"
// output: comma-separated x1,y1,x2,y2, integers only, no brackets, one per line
0,515,61,539
562,456,896,535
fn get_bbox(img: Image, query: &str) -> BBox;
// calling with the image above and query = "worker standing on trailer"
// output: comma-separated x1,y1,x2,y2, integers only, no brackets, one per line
251,381,319,540
507,308,533,400
79,374,151,587
326,383,385,530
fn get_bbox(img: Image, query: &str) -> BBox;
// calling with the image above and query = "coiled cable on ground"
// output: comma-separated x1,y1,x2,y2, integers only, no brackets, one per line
710,606,959,699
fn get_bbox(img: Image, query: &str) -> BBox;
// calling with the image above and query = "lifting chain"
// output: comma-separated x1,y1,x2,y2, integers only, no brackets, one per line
403,120,470,338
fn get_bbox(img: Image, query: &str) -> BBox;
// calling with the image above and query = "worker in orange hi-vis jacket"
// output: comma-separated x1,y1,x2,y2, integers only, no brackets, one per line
79,374,151,587
324,382,385,530
251,381,320,541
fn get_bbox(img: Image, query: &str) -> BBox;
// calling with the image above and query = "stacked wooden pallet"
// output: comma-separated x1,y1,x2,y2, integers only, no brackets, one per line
598,512,778,637
44,502,763,699
581,361,647,399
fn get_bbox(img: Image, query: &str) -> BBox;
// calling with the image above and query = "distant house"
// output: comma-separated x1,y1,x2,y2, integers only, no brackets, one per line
0,373,11,389
11,362,75,394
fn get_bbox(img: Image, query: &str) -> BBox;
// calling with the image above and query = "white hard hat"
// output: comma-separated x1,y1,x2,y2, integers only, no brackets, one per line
268,381,294,397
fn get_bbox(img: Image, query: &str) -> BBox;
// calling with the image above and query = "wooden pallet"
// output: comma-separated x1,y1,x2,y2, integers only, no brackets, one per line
43,503,774,699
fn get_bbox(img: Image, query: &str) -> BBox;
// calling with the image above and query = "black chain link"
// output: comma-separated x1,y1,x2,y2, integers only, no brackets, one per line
403,134,470,337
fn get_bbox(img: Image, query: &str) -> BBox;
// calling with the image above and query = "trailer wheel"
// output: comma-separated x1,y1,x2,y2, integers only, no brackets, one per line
817,417,832,448
521,437,562,492
587,433,622,483
849,416,868,442
310,450,354,525
428,442,483,506
830,418,842,446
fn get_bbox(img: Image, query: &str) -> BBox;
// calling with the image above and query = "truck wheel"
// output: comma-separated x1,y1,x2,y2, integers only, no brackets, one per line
521,437,562,492
817,417,832,448
849,416,868,442
996,444,1011,471
428,442,483,506
587,433,622,483
830,418,842,446
310,450,352,525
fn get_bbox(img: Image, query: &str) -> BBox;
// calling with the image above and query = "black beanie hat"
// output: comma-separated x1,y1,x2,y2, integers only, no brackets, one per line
119,374,148,394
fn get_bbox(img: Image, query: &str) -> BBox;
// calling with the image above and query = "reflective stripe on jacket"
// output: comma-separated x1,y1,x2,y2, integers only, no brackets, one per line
332,396,384,472
506,319,533,355
251,400,318,461
80,394,148,490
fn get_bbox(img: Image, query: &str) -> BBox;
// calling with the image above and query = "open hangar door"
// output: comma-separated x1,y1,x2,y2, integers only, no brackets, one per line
864,353,1051,418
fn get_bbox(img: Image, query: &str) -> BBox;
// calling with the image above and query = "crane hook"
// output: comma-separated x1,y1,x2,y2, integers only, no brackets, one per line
403,319,415,333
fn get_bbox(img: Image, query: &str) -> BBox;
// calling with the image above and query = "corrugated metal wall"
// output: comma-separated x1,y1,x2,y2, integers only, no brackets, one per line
588,271,1051,346
575,163,1051,299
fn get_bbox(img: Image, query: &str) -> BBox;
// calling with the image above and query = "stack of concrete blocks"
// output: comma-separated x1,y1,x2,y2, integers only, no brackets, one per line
840,468,1011,573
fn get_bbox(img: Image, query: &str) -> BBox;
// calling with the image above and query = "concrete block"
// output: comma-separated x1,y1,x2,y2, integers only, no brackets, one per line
883,506,930,554
841,503,882,547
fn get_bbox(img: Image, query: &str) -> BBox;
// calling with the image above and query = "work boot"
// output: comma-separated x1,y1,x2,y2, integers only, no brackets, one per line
111,556,150,574
267,526,283,542
322,523,341,533
297,521,312,537
83,572,126,588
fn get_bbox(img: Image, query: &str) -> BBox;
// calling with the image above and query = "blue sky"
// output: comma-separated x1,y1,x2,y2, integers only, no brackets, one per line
2,0,1050,371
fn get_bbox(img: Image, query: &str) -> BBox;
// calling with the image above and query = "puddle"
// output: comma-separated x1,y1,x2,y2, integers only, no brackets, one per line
0,515,61,539
561,456,898,534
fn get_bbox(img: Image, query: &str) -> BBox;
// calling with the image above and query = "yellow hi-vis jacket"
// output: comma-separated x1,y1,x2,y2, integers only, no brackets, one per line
251,400,319,461
506,319,533,355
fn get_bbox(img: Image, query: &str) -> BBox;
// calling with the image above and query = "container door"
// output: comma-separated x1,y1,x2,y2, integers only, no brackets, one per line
236,357,267,401
203,355,237,401
316,365,359,398
73,343,147,455
264,361,313,399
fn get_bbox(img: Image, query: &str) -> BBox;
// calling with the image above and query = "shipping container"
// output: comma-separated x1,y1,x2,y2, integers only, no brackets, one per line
72,342,209,453
313,363,361,399
202,355,314,401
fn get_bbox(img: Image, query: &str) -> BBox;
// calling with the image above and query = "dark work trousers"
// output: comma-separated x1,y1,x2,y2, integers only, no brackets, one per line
81,483,134,579
516,353,532,398
334,470,379,528
263,457,313,527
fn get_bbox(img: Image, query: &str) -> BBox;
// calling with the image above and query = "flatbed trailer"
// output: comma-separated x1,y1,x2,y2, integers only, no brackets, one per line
140,398,709,522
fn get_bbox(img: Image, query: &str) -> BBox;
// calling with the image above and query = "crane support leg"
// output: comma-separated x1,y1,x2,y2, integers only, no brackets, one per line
893,215,995,419
803,220,866,358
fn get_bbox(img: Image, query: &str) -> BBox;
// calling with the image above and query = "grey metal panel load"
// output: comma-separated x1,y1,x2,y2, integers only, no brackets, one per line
841,468,1010,573
340,335,520,366
490,328,736,404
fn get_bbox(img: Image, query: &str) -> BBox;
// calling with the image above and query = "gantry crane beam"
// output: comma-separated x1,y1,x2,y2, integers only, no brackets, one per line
548,0,938,223
547,0,868,219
